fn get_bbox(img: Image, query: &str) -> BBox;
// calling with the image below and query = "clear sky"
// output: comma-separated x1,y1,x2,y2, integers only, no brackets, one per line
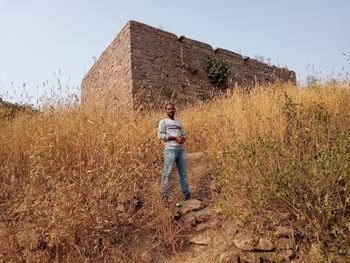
0,0,349,105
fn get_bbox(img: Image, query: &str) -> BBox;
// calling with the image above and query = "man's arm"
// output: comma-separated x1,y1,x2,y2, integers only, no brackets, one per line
158,120,183,143
168,136,183,143
179,121,186,144
158,120,169,141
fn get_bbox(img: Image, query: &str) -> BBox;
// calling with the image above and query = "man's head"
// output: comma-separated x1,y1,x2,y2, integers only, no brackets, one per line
165,103,176,119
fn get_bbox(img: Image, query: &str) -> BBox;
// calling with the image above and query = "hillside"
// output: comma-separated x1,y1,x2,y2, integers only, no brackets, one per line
0,82,349,262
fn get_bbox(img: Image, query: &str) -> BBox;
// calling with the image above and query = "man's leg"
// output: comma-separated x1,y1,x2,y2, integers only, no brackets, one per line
176,149,190,199
161,149,176,198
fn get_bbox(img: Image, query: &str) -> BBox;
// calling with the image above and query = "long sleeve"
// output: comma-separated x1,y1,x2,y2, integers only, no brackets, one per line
180,121,186,138
158,119,169,141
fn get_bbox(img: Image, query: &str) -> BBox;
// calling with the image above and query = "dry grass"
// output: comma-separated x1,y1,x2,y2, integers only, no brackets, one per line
0,81,350,262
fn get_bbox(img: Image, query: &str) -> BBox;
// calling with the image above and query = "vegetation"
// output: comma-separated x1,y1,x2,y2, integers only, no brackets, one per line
186,61,200,75
205,57,230,87
199,93,212,102
0,81,349,262
215,87,350,261
160,85,174,98
0,100,36,120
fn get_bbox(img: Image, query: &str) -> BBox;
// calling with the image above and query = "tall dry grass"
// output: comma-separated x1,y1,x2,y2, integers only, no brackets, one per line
0,102,192,262
0,81,349,262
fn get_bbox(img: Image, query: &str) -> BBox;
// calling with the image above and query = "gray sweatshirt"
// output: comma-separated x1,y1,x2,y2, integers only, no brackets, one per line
158,118,187,149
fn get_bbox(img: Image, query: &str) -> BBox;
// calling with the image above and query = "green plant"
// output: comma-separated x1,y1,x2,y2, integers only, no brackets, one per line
0,101,36,120
186,60,201,75
187,64,199,75
199,93,212,102
205,57,230,87
160,85,174,98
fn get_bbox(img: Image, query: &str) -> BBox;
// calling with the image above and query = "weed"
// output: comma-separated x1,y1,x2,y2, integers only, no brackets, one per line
160,85,174,98
1,81,350,262
199,93,212,102
205,57,230,87
185,59,201,75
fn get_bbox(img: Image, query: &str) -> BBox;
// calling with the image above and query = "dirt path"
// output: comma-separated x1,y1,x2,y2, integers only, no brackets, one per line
169,151,215,202
161,152,300,263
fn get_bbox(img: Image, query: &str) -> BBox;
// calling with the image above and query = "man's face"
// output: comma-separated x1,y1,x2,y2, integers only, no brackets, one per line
166,105,176,118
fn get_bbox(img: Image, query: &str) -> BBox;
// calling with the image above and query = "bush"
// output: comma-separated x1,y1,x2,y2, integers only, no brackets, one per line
218,90,350,258
205,57,230,87
0,101,36,120
1,82,349,262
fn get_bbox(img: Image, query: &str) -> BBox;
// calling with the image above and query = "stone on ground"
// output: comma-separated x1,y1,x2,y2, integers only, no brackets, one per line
232,232,255,251
276,237,295,249
184,207,215,223
178,199,202,215
256,237,274,251
189,231,211,245
218,250,239,263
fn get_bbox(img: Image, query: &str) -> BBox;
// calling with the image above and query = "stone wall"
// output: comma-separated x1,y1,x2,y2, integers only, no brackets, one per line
81,22,133,108
81,20,296,108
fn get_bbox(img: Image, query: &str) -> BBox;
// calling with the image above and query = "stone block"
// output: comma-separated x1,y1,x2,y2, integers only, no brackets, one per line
276,237,295,249
81,20,296,109
189,231,211,245
238,252,260,263
256,237,274,251
218,250,239,263
178,199,202,215
233,232,255,251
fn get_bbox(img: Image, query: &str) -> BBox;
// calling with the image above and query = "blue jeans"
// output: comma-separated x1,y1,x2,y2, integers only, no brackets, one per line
162,149,190,199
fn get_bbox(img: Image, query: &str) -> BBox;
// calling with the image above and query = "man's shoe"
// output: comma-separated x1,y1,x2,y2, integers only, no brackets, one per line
184,194,191,201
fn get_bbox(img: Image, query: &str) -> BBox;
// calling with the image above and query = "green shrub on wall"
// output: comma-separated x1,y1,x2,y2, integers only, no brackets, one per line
160,85,174,98
205,57,230,87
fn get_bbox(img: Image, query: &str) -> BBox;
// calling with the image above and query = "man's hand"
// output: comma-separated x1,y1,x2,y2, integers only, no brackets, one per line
169,136,186,144
178,136,186,144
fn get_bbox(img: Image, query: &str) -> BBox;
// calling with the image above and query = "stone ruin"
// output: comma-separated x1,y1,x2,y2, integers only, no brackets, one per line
81,20,296,109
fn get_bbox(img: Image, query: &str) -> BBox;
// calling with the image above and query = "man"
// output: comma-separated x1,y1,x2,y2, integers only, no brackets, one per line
158,103,191,200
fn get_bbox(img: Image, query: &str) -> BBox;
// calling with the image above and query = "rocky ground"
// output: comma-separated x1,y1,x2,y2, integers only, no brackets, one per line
150,152,301,263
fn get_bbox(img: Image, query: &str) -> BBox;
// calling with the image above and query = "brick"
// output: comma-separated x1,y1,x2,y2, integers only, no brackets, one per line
82,20,296,109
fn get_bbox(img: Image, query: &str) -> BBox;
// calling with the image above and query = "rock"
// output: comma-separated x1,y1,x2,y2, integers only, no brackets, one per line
233,233,255,251
184,207,214,223
139,250,153,262
184,212,196,223
195,221,211,232
276,226,294,238
225,221,240,236
178,199,202,215
256,237,274,251
276,238,295,249
190,244,207,257
281,249,294,259
178,35,185,41
213,235,226,245
189,231,211,245
218,250,239,263
195,207,214,218
238,252,260,263
193,244,207,252
257,252,284,262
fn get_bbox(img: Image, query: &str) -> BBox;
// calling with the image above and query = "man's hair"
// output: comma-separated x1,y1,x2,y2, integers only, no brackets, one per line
165,103,175,109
